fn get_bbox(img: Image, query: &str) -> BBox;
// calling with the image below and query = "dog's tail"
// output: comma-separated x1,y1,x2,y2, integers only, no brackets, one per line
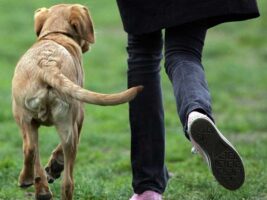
40,68,143,106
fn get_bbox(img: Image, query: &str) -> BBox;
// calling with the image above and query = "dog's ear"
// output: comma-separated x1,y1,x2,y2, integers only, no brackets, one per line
34,8,49,37
69,6,95,52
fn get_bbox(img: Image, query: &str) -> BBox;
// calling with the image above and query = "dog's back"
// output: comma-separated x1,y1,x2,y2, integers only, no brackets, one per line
12,39,82,125
13,39,142,126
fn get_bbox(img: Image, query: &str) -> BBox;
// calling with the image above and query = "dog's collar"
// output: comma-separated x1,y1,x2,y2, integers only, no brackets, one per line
38,31,84,42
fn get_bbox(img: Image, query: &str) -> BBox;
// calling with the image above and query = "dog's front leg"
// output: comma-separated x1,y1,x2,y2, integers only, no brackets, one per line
17,121,38,188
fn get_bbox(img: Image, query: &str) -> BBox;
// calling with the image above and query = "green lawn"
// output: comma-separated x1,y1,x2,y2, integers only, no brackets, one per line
0,0,267,199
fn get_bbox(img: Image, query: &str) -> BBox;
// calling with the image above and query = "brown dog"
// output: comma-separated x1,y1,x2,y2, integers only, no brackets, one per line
12,4,142,200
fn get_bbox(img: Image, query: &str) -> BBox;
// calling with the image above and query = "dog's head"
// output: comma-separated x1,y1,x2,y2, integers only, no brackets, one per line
34,4,95,53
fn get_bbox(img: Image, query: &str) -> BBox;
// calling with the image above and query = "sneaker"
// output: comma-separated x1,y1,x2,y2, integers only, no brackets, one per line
129,191,162,200
187,111,245,190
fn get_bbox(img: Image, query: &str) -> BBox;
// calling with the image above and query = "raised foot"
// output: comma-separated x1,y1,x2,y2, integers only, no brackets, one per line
189,113,245,190
45,159,64,184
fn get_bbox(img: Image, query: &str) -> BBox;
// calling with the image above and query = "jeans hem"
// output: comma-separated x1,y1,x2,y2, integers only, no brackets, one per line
133,184,165,195
183,105,214,139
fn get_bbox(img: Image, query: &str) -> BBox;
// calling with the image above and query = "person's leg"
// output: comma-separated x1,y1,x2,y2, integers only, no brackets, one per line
164,23,245,190
127,30,169,195
164,23,213,137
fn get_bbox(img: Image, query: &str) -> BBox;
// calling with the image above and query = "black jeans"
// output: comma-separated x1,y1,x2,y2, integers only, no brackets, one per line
127,23,213,194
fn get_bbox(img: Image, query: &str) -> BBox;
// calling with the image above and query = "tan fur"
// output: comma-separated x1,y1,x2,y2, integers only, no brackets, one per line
12,4,142,200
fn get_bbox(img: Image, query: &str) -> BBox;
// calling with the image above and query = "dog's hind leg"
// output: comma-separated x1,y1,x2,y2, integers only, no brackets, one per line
45,107,84,183
55,119,79,200
45,144,64,183
48,98,79,199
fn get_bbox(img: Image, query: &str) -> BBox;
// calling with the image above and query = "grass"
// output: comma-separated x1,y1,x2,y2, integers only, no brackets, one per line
0,0,267,199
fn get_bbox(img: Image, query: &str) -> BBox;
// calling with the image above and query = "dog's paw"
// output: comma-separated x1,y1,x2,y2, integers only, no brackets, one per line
19,177,34,188
35,177,53,200
45,159,64,184
36,192,53,200
18,173,34,188
19,180,34,188
34,176,52,200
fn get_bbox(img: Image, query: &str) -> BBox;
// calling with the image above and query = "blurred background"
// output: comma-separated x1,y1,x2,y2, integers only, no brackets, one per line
0,0,266,199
